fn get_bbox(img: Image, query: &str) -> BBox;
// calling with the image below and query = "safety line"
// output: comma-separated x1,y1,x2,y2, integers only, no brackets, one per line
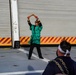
0,48,49,75
0,70,44,75
18,48,50,63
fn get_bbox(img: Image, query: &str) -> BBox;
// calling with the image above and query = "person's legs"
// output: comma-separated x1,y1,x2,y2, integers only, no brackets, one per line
28,44,34,59
36,44,43,59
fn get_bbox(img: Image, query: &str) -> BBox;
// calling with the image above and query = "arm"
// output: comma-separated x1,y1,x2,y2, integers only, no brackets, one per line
27,14,38,26
32,14,39,20
27,14,38,20
32,14,42,27
27,20,32,26
27,14,33,26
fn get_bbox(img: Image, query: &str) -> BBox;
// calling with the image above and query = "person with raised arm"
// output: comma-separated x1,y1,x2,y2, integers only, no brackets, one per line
27,14,43,59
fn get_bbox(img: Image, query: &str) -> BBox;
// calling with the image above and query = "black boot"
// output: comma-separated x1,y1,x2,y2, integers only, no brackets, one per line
28,57,31,59
39,56,44,59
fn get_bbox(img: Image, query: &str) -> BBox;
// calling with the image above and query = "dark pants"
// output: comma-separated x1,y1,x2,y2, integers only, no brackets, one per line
28,44,43,59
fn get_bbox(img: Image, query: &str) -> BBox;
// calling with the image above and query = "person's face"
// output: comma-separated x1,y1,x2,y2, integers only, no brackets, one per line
35,22,39,26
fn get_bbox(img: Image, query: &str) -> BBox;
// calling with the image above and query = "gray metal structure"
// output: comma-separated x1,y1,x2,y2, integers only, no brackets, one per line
0,0,11,37
0,0,76,37
18,0,76,37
